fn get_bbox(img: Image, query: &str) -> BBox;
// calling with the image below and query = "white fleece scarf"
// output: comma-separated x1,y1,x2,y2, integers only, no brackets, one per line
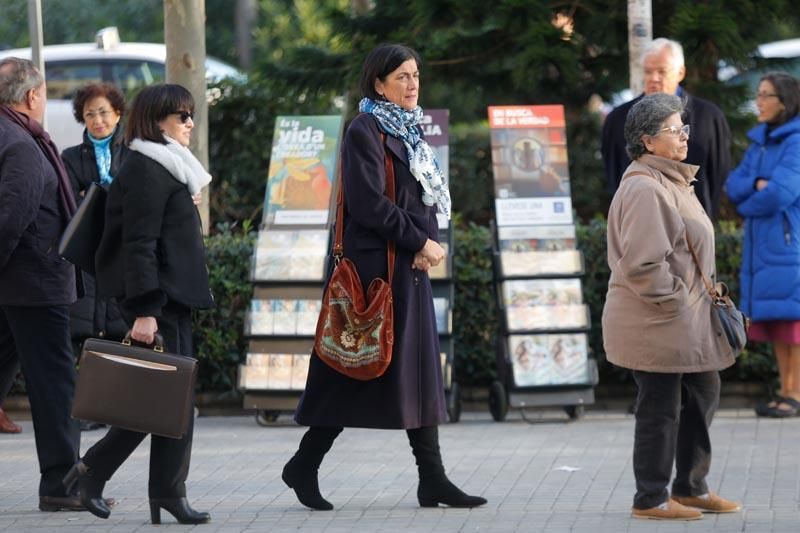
129,136,212,195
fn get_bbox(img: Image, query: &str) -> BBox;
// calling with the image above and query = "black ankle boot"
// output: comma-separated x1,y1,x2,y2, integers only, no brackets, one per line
408,426,487,508
62,461,111,519
282,455,333,511
417,476,488,508
149,497,210,524
283,426,342,511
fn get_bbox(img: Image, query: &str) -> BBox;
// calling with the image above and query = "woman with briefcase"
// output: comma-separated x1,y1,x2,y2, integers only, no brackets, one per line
63,83,213,524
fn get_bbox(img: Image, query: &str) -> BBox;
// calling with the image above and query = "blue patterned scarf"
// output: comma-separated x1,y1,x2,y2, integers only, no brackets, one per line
359,98,451,219
88,129,114,185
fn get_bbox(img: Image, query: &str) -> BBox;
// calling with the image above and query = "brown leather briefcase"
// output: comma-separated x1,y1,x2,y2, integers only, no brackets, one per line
72,335,197,439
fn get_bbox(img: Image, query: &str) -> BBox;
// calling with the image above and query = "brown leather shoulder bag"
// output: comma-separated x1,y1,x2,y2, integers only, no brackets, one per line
314,135,395,380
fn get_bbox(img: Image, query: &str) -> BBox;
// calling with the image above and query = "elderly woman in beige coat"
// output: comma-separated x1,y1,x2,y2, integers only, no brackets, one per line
602,93,739,521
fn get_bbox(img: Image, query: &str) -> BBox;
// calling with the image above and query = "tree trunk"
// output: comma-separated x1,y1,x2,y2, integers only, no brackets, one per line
164,0,210,234
627,0,652,96
27,0,44,125
234,0,256,70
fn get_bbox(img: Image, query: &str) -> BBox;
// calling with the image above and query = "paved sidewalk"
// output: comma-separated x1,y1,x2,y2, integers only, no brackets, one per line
0,409,797,532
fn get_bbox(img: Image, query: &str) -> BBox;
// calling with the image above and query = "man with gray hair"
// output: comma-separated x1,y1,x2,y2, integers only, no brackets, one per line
0,57,89,512
601,38,731,219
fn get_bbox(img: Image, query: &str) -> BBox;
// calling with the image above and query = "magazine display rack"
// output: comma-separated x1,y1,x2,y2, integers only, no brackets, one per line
239,115,342,425
486,105,598,422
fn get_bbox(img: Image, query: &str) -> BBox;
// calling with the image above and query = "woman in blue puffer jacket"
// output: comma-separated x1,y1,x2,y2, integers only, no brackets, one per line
726,72,800,417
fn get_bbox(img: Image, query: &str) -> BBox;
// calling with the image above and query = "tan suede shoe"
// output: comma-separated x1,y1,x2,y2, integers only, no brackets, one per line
632,498,703,520
672,492,741,513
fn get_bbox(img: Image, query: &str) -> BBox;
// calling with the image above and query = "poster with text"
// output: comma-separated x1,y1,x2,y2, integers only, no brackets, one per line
421,109,450,229
488,105,573,226
263,115,343,226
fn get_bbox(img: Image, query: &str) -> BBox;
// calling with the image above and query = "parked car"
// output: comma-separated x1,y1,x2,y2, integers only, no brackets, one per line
0,27,243,149
720,38,800,103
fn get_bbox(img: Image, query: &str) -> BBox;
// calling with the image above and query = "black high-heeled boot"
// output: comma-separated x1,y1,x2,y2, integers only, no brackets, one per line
149,497,210,524
62,461,111,519
408,426,487,508
282,426,342,511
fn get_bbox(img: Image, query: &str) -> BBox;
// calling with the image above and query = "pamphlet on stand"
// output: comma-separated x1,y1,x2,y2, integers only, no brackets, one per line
501,279,589,331
508,333,590,387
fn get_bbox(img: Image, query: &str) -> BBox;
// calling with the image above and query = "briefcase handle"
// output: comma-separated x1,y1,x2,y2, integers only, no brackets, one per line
122,331,165,353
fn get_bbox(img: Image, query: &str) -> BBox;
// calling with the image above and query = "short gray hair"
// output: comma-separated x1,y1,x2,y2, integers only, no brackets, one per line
624,93,684,160
643,38,685,73
0,57,44,106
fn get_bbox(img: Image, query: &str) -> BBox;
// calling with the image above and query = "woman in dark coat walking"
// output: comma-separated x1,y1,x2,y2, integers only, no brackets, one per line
63,84,213,524
286,44,486,511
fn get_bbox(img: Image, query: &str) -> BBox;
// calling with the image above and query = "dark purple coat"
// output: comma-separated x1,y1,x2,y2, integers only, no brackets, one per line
294,113,447,430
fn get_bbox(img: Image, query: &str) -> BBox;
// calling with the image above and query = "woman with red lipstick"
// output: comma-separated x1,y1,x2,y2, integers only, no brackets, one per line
726,72,800,418
284,44,486,512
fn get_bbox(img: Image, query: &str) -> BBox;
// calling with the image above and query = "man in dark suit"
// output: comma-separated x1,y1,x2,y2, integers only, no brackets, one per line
601,38,731,219
0,57,91,511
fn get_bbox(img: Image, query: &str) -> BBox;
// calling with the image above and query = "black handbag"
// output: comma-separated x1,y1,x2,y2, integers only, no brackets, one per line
72,333,197,439
686,234,750,357
58,182,106,275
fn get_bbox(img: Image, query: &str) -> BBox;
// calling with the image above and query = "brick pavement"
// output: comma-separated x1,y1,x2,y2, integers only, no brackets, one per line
0,409,797,532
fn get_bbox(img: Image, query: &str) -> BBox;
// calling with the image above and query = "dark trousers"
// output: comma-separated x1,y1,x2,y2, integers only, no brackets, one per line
82,302,195,498
0,305,80,497
0,342,18,403
632,370,720,509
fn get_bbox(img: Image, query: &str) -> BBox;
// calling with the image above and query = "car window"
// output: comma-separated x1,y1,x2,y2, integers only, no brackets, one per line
728,58,800,96
110,60,165,95
45,61,103,100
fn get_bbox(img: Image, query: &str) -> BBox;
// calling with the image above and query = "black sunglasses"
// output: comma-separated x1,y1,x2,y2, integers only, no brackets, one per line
172,110,194,123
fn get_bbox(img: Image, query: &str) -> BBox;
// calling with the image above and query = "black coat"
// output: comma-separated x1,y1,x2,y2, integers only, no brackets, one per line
601,92,731,219
61,128,129,341
61,127,128,199
95,150,213,317
0,115,76,306
295,113,448,430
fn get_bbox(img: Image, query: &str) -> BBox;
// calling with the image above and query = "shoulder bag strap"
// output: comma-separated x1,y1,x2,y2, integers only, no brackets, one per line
685,232,717,299
333,133,396,283
624,170,717,299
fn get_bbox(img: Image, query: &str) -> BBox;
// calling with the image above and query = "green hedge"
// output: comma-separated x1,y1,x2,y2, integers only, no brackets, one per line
193,221,256,392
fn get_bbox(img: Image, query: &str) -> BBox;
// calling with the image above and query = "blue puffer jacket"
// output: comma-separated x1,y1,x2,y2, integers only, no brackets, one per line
725,115,800,321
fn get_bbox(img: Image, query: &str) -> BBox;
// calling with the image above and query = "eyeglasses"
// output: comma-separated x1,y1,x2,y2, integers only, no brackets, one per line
171,110,194,123
657,124,690,137
756,92,779,100
83,109,114,121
